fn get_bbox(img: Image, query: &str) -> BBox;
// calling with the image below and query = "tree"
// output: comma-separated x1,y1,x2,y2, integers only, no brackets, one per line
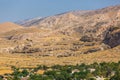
11,67,21,80
110,71,120,80
51,65,61,70
21,69,29,77
29,74,42,80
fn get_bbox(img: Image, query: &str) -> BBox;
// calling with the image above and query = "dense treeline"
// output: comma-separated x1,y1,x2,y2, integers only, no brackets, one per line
0,61,120,80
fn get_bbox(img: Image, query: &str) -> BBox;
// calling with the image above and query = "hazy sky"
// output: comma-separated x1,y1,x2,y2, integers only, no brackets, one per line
0,0,120,23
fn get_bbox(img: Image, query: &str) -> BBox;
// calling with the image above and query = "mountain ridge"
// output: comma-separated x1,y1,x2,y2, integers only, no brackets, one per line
0,5,120,69
16,5,120,28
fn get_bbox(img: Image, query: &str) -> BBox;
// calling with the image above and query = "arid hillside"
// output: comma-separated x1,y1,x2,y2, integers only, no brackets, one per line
0,22,23,33
0,5,120,74
17,5,120,46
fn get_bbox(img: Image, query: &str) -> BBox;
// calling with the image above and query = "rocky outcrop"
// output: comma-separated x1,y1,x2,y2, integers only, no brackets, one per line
0,47,15,53
103,26,120,48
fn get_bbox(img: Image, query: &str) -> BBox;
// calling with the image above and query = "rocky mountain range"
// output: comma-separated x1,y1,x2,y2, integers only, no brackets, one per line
0,5,120,67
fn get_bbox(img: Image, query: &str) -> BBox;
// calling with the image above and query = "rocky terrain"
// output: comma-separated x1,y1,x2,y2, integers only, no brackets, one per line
0,5,120,71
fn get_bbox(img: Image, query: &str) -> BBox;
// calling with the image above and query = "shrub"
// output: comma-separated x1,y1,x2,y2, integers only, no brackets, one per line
80,35,94,42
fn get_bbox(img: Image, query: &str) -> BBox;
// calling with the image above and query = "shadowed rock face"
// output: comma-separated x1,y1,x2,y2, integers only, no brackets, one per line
103,27,120,48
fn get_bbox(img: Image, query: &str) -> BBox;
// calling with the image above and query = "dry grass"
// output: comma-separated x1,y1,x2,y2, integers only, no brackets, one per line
0,30,120,75
0,46,120,73
0,69,13,75
37,70,45,75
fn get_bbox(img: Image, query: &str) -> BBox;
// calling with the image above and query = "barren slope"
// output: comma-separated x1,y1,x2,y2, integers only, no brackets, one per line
0,22,23,33
0,5,120,74
17,5,120,42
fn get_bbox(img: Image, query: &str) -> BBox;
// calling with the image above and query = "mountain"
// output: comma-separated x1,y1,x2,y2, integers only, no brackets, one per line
17,5,120,29
0,5,120,69
15,17,42,27
16,5,120,47
0,22,23,33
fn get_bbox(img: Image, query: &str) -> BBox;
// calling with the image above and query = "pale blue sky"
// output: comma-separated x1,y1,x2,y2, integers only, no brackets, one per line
0,0,120,23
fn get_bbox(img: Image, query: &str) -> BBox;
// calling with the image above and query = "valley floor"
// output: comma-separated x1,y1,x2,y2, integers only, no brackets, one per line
0,46,120,75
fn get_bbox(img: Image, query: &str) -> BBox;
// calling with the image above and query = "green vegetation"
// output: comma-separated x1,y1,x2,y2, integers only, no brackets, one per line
1,61,120,80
